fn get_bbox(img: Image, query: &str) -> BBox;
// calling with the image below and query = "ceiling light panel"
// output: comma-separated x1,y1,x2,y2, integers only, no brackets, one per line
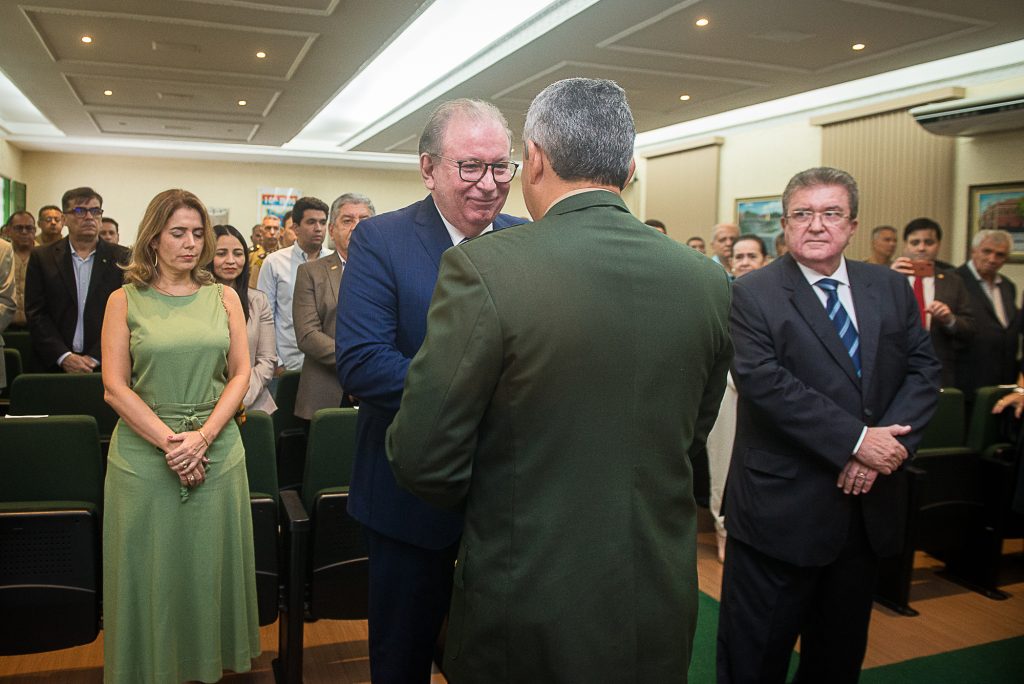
64,74,279,116
25,9,312,79
604,0,987,72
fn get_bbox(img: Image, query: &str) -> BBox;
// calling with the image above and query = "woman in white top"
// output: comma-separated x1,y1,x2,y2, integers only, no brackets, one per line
210,224,277,414
708,233,769,562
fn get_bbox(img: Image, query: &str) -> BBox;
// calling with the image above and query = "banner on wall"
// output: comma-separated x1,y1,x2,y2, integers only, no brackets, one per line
258,187,301,222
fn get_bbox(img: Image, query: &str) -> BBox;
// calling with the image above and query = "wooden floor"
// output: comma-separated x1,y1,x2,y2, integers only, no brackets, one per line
2,508,1023,683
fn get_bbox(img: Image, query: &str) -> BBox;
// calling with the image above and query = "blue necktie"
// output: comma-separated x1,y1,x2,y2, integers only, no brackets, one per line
815,278,861,377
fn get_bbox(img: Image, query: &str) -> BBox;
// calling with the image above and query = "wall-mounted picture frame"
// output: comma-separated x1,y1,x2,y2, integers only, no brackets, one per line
968,182,1024,262
735,195,784,257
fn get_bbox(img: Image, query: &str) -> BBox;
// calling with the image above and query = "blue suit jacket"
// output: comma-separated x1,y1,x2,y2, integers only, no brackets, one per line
336,194,526,548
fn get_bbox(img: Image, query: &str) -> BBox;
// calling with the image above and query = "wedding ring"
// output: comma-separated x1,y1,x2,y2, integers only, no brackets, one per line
855,473,866,479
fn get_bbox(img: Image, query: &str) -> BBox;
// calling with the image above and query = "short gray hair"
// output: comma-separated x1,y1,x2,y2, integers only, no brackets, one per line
782,167,859,219
523,78,635,189
418,99,511,157
330,192,375,224
972,228,1012,250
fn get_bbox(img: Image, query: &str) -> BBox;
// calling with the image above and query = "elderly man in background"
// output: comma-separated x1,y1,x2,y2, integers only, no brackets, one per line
719,167,940,683
336,98,524,683
955,229,1019,399
387,78,731,683
293,192,375,419
710,222,739,272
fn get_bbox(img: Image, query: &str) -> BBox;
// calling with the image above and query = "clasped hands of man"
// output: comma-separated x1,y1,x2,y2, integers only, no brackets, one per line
838,424,911,496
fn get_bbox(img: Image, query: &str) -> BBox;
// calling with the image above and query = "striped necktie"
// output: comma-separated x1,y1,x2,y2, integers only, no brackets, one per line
815,278,861,377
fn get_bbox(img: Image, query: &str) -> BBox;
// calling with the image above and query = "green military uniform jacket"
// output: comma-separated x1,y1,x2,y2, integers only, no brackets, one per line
387,190,732,683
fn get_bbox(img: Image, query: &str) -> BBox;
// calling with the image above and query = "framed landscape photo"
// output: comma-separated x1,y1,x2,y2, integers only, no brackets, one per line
735,195,784,256
968,182,1024,261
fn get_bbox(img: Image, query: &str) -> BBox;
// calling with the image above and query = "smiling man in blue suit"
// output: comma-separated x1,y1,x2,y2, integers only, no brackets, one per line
335,98,525,683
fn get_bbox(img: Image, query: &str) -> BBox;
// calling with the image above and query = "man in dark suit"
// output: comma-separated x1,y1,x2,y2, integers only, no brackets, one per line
385,78,731,683
718,167,941,683
24,187,129,372
955,229,1019,398
890,217,975,387
335,99,524,683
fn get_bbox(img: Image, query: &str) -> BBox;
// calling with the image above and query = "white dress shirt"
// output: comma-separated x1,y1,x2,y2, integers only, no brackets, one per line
257,243,332,371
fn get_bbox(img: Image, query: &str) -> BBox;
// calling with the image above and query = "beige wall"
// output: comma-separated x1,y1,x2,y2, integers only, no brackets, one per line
717,119,822,230
0,139,23,181
19,151,533,245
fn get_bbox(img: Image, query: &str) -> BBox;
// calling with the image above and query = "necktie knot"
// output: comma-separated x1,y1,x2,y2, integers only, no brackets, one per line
815,278,839,293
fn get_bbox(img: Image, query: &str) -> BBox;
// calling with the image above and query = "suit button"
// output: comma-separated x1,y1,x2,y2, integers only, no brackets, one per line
864,408,873,417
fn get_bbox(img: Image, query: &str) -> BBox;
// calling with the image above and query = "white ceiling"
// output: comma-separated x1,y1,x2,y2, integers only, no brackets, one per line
1,0,1024,167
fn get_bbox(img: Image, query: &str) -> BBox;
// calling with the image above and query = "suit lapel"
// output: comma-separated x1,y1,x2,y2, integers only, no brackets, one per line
326,252,343,306
784,257,861,388
85,242,112,308
54,239,78,306
413,196,455,271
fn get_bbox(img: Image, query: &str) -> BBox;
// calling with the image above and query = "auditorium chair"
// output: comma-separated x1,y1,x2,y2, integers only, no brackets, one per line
940,385,1022,599
0,416,104,654
8,373,119,446
278,407,366,681
1,330,44,373
238,410,281,626
875,387,983,615
1,347,22,412
273,370,307,493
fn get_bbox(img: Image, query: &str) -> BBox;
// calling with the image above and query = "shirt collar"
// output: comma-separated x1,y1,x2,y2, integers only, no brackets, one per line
436,207,493,246
966,259,1001,286
797,255,851,288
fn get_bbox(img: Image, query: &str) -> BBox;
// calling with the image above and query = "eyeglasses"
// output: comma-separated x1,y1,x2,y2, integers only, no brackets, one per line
785,210,850,228
433,155,519,183
65,207,104,218
8,224,36,234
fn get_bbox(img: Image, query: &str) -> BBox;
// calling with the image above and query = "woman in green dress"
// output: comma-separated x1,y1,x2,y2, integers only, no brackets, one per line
101,189,260,683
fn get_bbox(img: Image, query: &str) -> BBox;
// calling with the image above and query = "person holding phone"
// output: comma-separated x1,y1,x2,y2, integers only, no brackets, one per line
891,217,974,387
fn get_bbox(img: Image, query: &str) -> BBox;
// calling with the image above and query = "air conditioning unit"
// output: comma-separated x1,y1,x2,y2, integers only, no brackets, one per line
910,94,1024,137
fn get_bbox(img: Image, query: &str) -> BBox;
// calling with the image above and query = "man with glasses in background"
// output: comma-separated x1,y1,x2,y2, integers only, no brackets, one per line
24,187,129,372
718,168,940,683
336,99,525,683
3,210,36,329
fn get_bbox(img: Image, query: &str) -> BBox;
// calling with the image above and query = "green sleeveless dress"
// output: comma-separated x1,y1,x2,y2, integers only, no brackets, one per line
103,283,260,684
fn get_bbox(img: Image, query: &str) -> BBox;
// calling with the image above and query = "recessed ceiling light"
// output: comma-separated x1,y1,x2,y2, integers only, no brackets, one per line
679,94,691,101
256,51,267,59
238,100,247,106
695,18,709,27
852,43,866,51
103,89,113,96
81,36,93,44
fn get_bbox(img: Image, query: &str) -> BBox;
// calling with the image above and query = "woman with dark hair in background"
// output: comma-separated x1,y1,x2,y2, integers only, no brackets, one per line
211,224,277,414
101,189,260,683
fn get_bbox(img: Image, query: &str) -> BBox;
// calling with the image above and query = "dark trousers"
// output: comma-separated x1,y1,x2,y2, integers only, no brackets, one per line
717,507,879,684
366,528,459,684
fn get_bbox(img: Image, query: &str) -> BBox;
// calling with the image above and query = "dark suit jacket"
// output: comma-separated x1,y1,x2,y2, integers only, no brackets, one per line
726,255,941,567
24,237,129,368
335,194,525,549
954,264,1019,396
386,191,732,682
928,268,975,387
